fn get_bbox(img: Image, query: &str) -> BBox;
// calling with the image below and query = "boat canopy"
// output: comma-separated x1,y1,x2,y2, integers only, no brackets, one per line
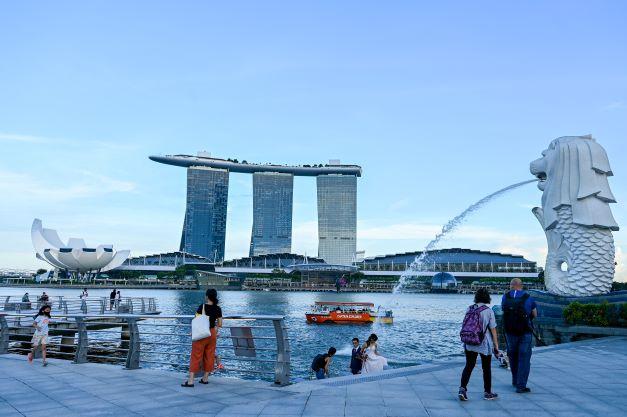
314,301,375,307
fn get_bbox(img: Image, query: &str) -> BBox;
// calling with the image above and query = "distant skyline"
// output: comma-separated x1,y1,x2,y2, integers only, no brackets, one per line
0,1,625,281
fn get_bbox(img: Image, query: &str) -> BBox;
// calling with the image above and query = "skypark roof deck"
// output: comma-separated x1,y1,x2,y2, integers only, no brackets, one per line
149,154,362,176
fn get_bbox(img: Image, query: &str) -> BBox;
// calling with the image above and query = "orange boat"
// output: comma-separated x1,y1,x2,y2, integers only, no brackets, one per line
305,302,393,324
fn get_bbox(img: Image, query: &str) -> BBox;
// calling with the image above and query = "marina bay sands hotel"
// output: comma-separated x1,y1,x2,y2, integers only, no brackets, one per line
150,153,362,265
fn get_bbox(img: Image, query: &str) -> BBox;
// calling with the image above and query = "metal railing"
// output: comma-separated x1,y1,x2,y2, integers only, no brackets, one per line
0,312,290,385
1,295,158,315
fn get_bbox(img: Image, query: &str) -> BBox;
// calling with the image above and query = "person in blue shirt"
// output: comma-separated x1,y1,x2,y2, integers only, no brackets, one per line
501,278,537,393
350,337,363,375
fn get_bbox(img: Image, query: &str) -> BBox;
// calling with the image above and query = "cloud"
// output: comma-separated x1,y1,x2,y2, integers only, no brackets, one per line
0,132,138,151
0,168,136,202
601,101,625,111
388,198,411,212
0,133,48,143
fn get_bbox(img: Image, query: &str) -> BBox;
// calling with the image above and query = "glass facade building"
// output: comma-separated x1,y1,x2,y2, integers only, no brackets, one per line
317,174,357,265
249,172,294,256
180,166,229,262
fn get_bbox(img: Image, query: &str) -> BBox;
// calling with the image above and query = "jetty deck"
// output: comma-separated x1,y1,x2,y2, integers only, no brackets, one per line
0,337,625,417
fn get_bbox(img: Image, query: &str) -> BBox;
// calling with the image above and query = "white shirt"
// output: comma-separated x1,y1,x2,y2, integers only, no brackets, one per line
34,315,50,336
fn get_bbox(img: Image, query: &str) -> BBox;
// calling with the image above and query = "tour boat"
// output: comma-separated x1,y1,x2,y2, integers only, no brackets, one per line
305,301,393,324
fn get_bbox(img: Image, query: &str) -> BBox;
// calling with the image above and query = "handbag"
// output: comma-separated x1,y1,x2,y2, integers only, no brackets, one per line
191,304,212,341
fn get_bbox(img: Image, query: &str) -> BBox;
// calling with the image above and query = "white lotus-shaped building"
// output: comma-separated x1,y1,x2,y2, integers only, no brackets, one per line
31,219,130,272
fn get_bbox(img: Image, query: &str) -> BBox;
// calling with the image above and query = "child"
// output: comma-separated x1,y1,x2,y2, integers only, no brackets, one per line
215,355,224,371
28,305,51,366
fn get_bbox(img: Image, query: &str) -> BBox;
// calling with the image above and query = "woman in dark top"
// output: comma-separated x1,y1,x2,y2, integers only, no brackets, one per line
182,288,223,387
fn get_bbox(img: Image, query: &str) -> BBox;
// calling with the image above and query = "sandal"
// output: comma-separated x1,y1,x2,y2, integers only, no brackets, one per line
181,381,194,388
199,379,209,384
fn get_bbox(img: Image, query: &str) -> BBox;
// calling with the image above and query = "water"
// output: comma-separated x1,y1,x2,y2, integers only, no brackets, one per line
1,287,475,379
394,179,537,292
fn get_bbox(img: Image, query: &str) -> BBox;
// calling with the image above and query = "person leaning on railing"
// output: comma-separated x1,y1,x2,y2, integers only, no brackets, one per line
182,288,223,387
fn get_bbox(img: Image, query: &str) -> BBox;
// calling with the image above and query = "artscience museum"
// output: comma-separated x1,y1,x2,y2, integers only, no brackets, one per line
31,219,130,280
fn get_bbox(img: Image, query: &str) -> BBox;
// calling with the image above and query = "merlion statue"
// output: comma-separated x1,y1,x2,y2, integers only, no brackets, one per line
530,135,619,296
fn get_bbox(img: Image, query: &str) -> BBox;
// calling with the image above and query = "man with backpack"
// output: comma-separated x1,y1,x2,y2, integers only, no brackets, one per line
501,278,538,393
311,347,336,379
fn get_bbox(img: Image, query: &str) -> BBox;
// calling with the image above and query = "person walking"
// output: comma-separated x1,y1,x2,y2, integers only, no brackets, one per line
350,337,363,375
182,289,222,387
22,293,30,303
502,278,537,393
311,347,336,379
361,334,388,374
28,305,52,366
458,288,500,401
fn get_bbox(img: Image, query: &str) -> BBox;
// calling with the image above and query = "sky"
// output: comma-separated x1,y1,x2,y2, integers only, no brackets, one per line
0,1,626,280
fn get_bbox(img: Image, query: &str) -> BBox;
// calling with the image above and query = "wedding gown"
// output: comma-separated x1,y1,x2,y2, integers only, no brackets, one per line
361,344,388,373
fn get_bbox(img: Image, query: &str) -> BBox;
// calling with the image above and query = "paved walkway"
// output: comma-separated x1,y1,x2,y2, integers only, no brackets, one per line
0,337,625,417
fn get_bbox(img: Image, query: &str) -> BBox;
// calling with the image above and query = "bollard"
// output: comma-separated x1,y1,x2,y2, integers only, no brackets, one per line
124,318,140,369
272,318,291,385
74,317,88,364
0,315,9,354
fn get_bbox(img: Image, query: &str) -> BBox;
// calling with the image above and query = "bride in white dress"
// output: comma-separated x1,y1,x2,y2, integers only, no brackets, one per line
361,333,388,374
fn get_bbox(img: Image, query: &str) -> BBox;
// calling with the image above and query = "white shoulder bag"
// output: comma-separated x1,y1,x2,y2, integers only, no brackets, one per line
191,304,212,341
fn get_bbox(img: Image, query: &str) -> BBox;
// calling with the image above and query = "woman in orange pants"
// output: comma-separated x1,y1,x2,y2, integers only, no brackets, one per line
182,289,223,387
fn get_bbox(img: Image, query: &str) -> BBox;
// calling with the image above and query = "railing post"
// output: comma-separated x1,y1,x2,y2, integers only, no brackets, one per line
125,317,140,369
141,298,145,314
74,317,88,364
58,296,64,310
99,299,105,315
63,300,68,314
0,314,9,354
272,318,290,385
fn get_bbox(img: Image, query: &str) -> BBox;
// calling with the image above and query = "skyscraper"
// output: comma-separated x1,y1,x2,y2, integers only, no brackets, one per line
151,154,361,263
317,174,357,265
180,166,229,261
249,172,293,256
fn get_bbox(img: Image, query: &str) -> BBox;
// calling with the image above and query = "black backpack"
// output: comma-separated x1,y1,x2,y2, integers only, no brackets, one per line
311,354,323,371
502,292,530,335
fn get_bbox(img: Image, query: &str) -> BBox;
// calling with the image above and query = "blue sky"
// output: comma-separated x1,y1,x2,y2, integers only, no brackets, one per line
1,1,626,280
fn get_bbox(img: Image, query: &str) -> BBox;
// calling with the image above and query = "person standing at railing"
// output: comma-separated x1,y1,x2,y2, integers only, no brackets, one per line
80,288,89,299
182,288,223,387
109,288,116,310
28,305,51,367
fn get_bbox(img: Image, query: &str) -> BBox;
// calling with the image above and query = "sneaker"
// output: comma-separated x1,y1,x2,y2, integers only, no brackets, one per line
458,387,468,401
42,361,48,367
516,387,531,393
484,392,498,400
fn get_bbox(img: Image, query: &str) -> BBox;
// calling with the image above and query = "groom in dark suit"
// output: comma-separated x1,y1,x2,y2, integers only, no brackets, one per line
350,337,363,375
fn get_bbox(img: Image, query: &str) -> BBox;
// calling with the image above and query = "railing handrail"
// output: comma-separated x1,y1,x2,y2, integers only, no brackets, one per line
0,311,290,385
0,312,285,321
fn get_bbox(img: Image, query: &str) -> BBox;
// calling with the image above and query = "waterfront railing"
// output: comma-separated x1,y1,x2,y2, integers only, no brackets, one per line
0,312,290,385
1,295,158,315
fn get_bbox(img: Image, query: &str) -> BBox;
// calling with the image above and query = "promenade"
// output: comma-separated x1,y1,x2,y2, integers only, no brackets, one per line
0,337,625,417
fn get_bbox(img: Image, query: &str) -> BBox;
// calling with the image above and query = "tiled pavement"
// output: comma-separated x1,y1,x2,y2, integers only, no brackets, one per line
0,337,625,417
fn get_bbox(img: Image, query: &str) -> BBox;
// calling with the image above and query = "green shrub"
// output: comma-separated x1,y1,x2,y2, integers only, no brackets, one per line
563,301,627,327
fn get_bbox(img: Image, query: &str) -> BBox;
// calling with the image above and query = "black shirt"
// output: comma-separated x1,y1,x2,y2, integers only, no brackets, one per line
196,304,223,328
313,354,329,371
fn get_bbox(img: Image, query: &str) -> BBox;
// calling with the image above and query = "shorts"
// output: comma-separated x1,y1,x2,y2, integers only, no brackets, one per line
31,335,48,346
